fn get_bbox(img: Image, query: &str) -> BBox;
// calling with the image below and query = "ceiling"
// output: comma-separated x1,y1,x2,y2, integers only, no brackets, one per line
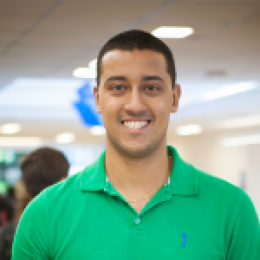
0,0,260,146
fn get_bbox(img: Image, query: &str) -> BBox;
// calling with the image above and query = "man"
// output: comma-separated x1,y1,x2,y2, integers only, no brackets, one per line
12,30,260,259
0,147,69,260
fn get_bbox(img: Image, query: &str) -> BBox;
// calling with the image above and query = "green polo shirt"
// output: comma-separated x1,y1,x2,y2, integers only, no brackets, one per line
12,146,260,259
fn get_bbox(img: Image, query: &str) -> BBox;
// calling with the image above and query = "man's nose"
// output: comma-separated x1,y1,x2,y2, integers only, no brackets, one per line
124,88,146,113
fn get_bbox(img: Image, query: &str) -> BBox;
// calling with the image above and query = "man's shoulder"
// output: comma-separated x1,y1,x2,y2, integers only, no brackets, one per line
174,150,244,199
47,165,93,195
193,166,247,204
22,162,98,224
35,161,98,205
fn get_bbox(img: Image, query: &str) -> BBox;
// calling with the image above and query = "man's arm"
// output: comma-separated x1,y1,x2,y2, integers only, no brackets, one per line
12,192,50,260
227,192,260,260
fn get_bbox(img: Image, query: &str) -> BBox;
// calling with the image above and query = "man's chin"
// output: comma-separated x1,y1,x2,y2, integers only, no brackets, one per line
117,144,155,159
107,134,165,159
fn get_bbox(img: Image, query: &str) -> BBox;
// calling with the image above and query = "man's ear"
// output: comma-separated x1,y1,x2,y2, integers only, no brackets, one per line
94,86,102,114
171,84,182,113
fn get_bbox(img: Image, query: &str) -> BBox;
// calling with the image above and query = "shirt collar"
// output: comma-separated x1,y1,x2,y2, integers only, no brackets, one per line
80,146,198,196
80,150,107,191
167,146,198,196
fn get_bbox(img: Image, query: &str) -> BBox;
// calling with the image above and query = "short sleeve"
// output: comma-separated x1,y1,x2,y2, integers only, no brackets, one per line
12,191,51,260
227,191,260,260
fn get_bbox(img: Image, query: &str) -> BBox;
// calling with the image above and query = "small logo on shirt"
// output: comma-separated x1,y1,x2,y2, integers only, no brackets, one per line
179,232,187,248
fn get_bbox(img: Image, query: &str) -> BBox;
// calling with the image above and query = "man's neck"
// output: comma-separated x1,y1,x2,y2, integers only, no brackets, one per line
105,144,170,203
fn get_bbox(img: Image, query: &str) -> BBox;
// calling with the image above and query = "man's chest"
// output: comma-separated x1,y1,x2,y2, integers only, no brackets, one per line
50,197,226,260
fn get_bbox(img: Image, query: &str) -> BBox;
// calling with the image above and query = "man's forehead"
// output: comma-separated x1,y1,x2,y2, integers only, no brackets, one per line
98,49,170,86
101,49,167,71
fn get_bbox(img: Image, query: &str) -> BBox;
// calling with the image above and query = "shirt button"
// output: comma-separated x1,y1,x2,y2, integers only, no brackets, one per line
134,218,141,224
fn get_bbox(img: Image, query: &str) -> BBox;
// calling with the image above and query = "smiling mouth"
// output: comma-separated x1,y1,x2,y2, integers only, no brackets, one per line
121,120,151,130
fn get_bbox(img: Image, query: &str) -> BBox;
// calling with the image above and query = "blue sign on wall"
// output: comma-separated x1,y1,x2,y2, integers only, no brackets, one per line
73,80,104,127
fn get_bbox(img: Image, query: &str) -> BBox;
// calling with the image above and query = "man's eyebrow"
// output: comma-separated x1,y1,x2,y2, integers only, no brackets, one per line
105,75,165,83
142,75,164,82
106,76,127,82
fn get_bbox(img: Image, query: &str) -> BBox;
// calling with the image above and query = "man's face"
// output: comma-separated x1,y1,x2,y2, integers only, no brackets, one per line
94,50,181,158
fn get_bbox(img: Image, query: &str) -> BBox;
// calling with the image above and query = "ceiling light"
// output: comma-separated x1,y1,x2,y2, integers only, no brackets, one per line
0,123,21,134
203,81,258,101
73,68,96,79
89,59,97,69
152,26,194,38
90,126,106,136
222,134,260,147
0,137,43,147
216,115,260,129
55,132,75,144
205,70,228,78
176,124,202,136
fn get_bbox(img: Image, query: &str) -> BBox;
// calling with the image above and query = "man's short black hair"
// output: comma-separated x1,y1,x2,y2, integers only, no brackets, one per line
96,29,176,87
20,147,69,197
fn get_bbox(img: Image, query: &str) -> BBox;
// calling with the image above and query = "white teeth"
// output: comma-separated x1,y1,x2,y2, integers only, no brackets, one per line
124,121,148,130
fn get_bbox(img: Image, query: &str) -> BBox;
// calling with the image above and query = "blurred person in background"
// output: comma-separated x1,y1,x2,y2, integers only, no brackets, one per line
6,187,15,209
0,195,14,228
0,147,69,260
12,30,260,260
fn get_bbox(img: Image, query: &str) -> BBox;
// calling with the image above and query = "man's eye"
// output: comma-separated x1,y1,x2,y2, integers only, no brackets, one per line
112,85,126,91
144,85,160,91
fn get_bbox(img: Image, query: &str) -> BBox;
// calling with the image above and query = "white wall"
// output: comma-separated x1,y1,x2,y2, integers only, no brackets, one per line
247,145,260,215
168,134,260,216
